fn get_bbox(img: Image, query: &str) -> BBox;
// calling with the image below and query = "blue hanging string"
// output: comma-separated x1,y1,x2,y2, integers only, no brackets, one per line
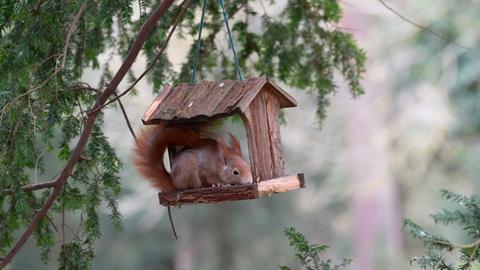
191,0,244,83
219,0,243,80
191,0,208,84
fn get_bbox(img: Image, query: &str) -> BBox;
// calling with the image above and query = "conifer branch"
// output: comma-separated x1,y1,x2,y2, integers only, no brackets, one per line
21,180,58,192
88,0,191,115
432,239,480,250
60,2,88,70
406,191,480,269
2,180,58,195
72,83,136,139
377,0,470,50
1,3,89,126
468,242,480,267
113,91,136,140
0,1,175,267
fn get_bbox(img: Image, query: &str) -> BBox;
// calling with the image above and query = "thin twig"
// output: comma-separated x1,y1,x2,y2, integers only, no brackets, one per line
75,97,86,118
0,3,88,128
33,53,59,70
6,119,21,163
113,91,137,140
71,83,98,117
32,0,47,13
377,0,470,50
71,83,98,93
88,0,191,116
0,71,55,127
61,3,88,70
25,181,58,193
61,202,67,258
76,209,85,236
34,150,46,184
27,96,36,136
13,72,55,102
167,206,179,240
63,223,76,235
432,239,480,250
2,180,58,195
0,1,176,267
46,216,58,232
467,241,480,267
258,0,269,16
81,67,136,140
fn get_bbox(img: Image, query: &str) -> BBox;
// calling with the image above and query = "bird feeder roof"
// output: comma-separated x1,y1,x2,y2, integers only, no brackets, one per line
142,76,297,124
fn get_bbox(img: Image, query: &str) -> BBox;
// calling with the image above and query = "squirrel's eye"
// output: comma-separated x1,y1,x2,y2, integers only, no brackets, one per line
233,169,239,175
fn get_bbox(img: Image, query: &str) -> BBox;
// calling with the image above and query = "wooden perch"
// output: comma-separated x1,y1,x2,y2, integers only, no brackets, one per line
158,173,304,206
257,174,305,196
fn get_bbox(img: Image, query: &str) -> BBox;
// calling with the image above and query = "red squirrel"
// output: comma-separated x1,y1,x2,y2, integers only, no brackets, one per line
133,123,253,192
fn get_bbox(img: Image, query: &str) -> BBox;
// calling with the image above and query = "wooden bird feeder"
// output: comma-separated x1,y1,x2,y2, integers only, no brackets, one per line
142,76,305,206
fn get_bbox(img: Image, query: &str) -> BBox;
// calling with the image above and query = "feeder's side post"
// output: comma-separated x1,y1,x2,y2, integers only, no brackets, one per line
241,92,271,182
263,86,285,178
241,88,287,182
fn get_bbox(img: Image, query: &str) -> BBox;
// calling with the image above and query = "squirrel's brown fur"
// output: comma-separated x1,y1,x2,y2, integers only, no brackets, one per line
133,123,252,192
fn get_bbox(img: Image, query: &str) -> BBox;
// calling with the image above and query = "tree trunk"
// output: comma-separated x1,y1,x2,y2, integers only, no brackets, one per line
342,6,404,270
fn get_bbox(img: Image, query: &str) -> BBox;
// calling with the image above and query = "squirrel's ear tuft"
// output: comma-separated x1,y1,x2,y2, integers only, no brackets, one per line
229,133,242,155
217,139,232,159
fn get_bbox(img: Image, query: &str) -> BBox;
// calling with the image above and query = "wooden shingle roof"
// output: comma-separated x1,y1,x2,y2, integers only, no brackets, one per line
142,77,297,124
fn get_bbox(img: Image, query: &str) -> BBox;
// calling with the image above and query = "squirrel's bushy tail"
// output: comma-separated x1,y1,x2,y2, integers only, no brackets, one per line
133,123,201,192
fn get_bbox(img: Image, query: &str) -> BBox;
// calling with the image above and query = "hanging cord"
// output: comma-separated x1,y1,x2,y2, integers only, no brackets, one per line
167,206,179,240
191,0,244,82
219,0,243,80
191,0,208,84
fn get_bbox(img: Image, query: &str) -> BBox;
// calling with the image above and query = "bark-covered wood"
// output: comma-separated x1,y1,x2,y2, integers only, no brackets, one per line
264,79,298,108
141,77,297,125
159,184,258,206
264,86,285,177
0,1,176,267
241,88,286,181
257,174,304,196
158,174,304,206
142,84,173,124
241,91,274,181
142,77,298,185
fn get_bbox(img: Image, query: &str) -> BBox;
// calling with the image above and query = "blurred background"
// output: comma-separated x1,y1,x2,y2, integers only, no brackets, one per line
11,0,480,269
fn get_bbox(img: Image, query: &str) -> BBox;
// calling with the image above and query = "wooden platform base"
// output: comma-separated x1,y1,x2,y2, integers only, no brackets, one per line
158,173,305,206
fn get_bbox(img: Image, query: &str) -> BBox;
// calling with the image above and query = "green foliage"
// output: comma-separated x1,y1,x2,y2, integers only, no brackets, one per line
0,0,364,268
281,227,351,270
389,1,480,139
404,190,480,269
0,0,128,266
57,240,95,270
386,4,480,268
256,0,365,122
177,0,366,124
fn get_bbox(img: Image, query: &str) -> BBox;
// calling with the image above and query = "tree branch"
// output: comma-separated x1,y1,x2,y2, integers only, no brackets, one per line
60,2,88,70
88,0,191,115
22,180,58,192
2,180,58,195
0,0,175,267
113,91,137,140
72,83,136,139
0,3,88,127
377,0,470,50
432,238,480,250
